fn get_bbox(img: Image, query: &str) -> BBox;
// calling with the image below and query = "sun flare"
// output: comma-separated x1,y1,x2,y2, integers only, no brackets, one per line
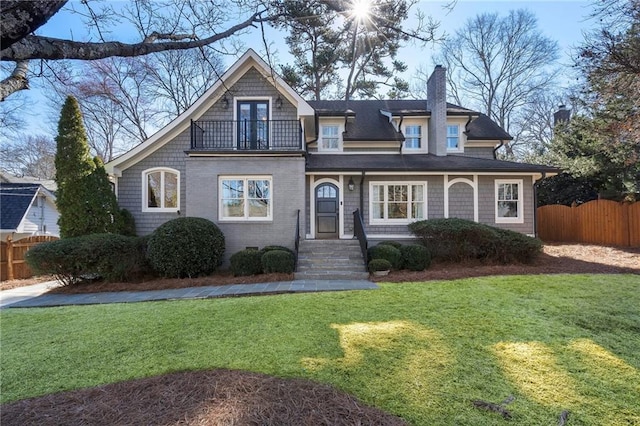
351,0,372,22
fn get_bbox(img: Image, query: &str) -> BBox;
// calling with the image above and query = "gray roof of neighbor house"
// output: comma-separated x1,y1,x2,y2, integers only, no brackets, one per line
307,100,511,142
306,153,559,174
0,183,39,231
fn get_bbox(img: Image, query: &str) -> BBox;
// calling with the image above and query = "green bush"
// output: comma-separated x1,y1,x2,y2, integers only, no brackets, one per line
147,217,225,278
230,249,263,276
409,218,542,264
261,250,295,274
260,245,295,257
25,234,150,285
378,240,402,249
400,244,431,271
368,244,402,270
368,258,392,273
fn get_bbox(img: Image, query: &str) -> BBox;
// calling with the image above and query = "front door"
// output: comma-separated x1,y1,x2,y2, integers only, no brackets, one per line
237,101,269,149
316,183,339,239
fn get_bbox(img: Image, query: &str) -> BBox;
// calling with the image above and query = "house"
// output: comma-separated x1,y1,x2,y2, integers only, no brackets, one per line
105,49,557,264
0,183,59,242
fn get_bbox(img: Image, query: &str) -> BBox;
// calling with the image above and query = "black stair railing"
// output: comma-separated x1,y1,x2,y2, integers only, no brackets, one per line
353,209,368,266
294,209,301,271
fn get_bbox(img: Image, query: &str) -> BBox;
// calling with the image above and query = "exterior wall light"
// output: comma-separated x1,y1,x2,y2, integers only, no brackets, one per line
348,177,355,191
275,95,283,109
222,94,229,109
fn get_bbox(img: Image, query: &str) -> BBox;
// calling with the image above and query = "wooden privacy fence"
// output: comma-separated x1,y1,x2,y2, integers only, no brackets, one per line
0,236,59,281
537,200,640,247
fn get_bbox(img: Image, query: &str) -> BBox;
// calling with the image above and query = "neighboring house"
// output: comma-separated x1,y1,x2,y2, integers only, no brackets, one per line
0,183,60,242
0,170,57,193
105,49,557,262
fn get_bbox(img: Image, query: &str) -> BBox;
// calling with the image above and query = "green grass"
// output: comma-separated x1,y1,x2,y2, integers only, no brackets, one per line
2,274,639,425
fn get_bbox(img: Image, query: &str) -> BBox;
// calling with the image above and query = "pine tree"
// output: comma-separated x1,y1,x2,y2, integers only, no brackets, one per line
55,96,127,237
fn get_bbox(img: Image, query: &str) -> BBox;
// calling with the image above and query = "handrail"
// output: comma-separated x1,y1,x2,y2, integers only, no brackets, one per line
353,209,368,266
294,209,301,271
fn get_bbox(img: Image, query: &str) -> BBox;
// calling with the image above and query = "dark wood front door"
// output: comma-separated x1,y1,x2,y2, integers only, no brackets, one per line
316,183,339,239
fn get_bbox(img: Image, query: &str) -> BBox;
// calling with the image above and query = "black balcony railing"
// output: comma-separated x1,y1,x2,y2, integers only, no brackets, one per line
191,119,303,151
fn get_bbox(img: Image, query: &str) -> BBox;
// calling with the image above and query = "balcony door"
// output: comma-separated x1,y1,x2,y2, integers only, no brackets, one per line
237,101,269,150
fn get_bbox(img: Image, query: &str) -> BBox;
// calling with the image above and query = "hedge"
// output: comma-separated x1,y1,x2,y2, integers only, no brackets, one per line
230,249,263,276
368,244,403,270
400,244,431,271
261,250,295,274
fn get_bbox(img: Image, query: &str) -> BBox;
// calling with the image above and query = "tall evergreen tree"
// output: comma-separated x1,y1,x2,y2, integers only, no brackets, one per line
54,96,124,237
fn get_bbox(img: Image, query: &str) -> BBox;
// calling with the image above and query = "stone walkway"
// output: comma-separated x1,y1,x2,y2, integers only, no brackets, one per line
0,279,378,309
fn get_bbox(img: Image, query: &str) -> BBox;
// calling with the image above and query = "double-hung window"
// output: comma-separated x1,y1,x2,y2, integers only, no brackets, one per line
495,179,523,223
220,176,272,221
142,168,179,212
319,125,340,151
404,125,422,149
447,124,460,151
370,182,426,224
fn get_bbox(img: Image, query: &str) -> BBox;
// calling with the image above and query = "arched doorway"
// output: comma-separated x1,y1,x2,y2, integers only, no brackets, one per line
315,183,339,239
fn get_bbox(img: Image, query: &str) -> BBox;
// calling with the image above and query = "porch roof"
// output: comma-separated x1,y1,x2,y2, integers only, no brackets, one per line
305,153,559,174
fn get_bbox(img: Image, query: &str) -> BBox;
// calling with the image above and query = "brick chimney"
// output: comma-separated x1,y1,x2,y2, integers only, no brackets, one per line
553,104,571,126
427,65,447,156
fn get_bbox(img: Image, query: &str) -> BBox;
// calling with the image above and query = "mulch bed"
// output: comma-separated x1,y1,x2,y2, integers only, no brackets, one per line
1,369,407,426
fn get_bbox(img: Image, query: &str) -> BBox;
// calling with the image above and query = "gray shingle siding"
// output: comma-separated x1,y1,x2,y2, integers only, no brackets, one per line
478,175,535,234
117,131,189,236
457,147,495,159
448,182,475,221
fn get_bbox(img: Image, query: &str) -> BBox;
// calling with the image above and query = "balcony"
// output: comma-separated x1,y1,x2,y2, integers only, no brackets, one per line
191,120,303,151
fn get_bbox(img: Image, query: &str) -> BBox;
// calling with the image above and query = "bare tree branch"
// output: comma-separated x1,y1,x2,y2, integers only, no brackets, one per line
0,0,67,50
0,60,29,100
1,10,266,61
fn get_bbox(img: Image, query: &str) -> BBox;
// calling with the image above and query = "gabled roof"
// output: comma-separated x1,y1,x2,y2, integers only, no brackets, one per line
308,100,510,142
0,171,57,192
306,153,559,174
0,183,54,231
106,49,315,175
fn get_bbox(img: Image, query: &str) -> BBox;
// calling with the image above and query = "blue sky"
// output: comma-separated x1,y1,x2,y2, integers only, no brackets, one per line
5,0,595,139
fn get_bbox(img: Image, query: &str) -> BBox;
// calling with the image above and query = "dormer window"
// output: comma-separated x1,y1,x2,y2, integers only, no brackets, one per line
404,125,422,149
447,124,460,151
319,124,340,151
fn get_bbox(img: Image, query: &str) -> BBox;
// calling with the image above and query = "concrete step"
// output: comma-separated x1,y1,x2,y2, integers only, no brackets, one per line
296,239,368,280
294,271,370,281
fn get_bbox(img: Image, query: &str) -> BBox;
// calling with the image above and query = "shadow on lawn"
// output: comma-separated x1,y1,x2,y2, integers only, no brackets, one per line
0,369,406,426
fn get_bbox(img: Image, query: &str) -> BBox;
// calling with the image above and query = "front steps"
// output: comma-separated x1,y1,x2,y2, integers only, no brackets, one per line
295,239,369,280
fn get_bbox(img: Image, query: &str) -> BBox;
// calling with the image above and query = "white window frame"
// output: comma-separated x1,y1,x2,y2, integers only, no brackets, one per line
403,124,422,150
318,122,342,152
219,175,273,222
495,179,524,224
369,181,427,225
446,124,463,153
142,167,180,213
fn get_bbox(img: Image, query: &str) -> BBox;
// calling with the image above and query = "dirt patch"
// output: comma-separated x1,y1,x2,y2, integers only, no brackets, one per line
0,275,56,291
0,369,406,426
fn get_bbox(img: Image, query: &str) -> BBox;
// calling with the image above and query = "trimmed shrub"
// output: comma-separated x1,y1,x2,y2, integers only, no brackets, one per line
261,250,295,274
230,249,263,276
260,245,295,257
368,258,392,273
378,240,402,249
147,217,225,278
368,244,402,270
400,244,431,271
25,234,150,285
409,218,542,264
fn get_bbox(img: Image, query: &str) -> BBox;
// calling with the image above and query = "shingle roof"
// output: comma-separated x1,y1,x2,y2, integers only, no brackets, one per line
306,153,559,174
307,100,510,141
0,183,39,231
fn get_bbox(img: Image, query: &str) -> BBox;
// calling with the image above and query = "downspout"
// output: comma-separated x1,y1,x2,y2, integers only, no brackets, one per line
493,140,505,160
359,171,366,214
533,172,546,238
398,114,404,153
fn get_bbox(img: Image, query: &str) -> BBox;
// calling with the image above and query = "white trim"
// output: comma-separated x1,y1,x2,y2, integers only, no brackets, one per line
444,175,478,222
311,177,342,238
495,179,524,224
306,171,546,177
369,181,427,225
401,119,427,153
106,49,314,175
141,167,180,213
218,175,273,222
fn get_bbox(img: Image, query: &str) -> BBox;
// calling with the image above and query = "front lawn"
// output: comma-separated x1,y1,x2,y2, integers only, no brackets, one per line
2,274,639,425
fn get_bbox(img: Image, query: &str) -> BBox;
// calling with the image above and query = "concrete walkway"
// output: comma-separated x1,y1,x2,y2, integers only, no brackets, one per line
0,279,378,309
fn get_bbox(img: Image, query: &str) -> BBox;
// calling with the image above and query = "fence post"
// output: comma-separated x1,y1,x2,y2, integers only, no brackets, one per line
6,235,13,281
